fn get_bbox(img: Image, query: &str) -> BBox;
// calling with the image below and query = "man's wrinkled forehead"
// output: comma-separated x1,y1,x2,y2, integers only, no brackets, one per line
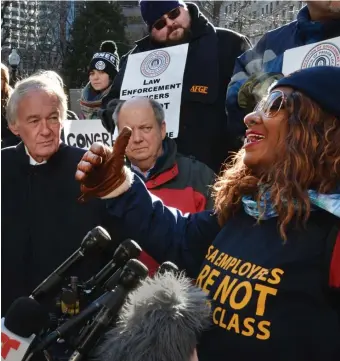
18,90,61,118
118,97,154,121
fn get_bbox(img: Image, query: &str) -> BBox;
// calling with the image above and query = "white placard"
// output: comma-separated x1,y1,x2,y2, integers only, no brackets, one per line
118,43,189,139
63,118,113,150
282,36,340,75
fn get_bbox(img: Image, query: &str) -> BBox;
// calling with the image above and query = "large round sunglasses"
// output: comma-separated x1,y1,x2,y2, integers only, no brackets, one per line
153,7,181,31
254,90,288,118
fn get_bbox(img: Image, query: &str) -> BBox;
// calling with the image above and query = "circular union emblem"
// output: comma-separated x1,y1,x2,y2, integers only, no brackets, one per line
95,60,106,71
140,50,170,78
301,42,340,68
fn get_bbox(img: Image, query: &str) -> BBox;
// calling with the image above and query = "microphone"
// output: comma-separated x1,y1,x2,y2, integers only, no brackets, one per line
32,291,116,353
95,273,211,361
156,261,180,276
31,226,112,302
1,297,49,361
69,259,148,361
85,239,142,289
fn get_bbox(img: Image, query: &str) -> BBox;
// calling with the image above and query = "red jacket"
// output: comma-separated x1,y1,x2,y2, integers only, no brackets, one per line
131,137,215,275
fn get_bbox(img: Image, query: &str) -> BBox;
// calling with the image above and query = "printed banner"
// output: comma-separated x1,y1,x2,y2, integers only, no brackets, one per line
282,36,340,75
118,43,189,139
63,118,113,150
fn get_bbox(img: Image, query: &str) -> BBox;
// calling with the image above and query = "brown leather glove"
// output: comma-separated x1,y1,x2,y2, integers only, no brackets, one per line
75,126,132,202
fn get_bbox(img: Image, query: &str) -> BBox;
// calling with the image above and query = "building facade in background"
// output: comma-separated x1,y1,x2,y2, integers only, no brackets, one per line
1,0,146,77
1,1,38,51
121,1,147,42
1,0,77,76
220,1,303,44
1,1,304,78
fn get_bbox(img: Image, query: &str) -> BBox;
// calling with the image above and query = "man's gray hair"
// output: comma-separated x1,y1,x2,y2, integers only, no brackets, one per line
6,70,68,125
113,97,165,127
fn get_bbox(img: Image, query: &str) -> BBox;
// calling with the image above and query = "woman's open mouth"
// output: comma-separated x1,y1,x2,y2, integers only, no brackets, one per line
244,132,266,148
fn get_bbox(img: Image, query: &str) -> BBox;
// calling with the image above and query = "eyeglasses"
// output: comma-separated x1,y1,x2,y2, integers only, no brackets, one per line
153,7,181,31
254,90,288,118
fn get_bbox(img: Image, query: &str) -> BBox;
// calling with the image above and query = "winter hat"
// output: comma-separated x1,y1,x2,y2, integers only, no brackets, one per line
89,40,119,79
139,0,185,29
271,66,340,118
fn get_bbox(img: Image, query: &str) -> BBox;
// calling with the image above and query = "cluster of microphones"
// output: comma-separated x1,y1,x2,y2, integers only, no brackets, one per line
2,226,210,361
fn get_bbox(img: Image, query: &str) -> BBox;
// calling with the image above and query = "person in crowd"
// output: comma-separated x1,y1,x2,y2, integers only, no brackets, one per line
1,63,20,148
1,71,117,316
227,1,340,143
113,96,215,274
80,41,119,119
76,66,340,361
101,0,251,173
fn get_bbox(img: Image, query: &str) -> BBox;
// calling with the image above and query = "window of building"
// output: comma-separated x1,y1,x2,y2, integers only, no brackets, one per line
270,3,273,13
262,8,264,15
266,4,268,13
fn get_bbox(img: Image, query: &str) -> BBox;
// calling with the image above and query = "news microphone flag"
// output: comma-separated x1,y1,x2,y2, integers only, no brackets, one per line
1,318,35,361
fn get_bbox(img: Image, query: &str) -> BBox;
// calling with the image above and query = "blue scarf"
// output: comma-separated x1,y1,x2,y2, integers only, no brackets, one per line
242,189,340,220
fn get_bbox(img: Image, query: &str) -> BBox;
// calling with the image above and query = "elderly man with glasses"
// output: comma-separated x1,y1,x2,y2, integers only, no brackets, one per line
102,0,251,174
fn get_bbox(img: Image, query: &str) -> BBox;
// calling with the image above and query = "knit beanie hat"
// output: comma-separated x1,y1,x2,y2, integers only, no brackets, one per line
139,0,185,29
89,41,119,79
271,66,340,118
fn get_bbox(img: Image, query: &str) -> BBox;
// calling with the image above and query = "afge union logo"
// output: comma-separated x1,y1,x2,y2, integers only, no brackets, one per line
302,42,340,68
95,61,106,71
140,50,170,78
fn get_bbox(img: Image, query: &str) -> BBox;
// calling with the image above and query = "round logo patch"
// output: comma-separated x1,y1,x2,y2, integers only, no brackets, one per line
140,50,170,78
95,61,106,71
302,42,340,68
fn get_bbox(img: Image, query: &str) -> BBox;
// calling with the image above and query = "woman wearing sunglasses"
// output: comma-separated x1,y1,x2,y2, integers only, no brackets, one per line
76,66,340,361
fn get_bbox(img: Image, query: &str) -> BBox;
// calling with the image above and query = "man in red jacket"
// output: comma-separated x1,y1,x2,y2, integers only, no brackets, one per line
113,97,215,274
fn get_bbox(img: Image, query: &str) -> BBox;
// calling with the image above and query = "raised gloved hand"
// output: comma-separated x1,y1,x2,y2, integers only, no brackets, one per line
75,126,132,202
238,72,284,112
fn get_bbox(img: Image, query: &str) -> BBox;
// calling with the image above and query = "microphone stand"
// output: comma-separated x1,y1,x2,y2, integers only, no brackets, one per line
68,260,148,361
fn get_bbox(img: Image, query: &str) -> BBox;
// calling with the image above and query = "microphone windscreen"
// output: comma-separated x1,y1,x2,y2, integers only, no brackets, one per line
4,297,50,337
97,273,211,361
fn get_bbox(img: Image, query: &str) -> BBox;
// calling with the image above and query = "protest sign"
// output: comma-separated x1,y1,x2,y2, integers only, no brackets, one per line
282,36,340,75
118,43,189,139
63,118,113,150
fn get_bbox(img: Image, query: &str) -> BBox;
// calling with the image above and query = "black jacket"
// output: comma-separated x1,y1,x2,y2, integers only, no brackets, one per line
1,112,20,148
103,3,251,173
1,143,118,315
